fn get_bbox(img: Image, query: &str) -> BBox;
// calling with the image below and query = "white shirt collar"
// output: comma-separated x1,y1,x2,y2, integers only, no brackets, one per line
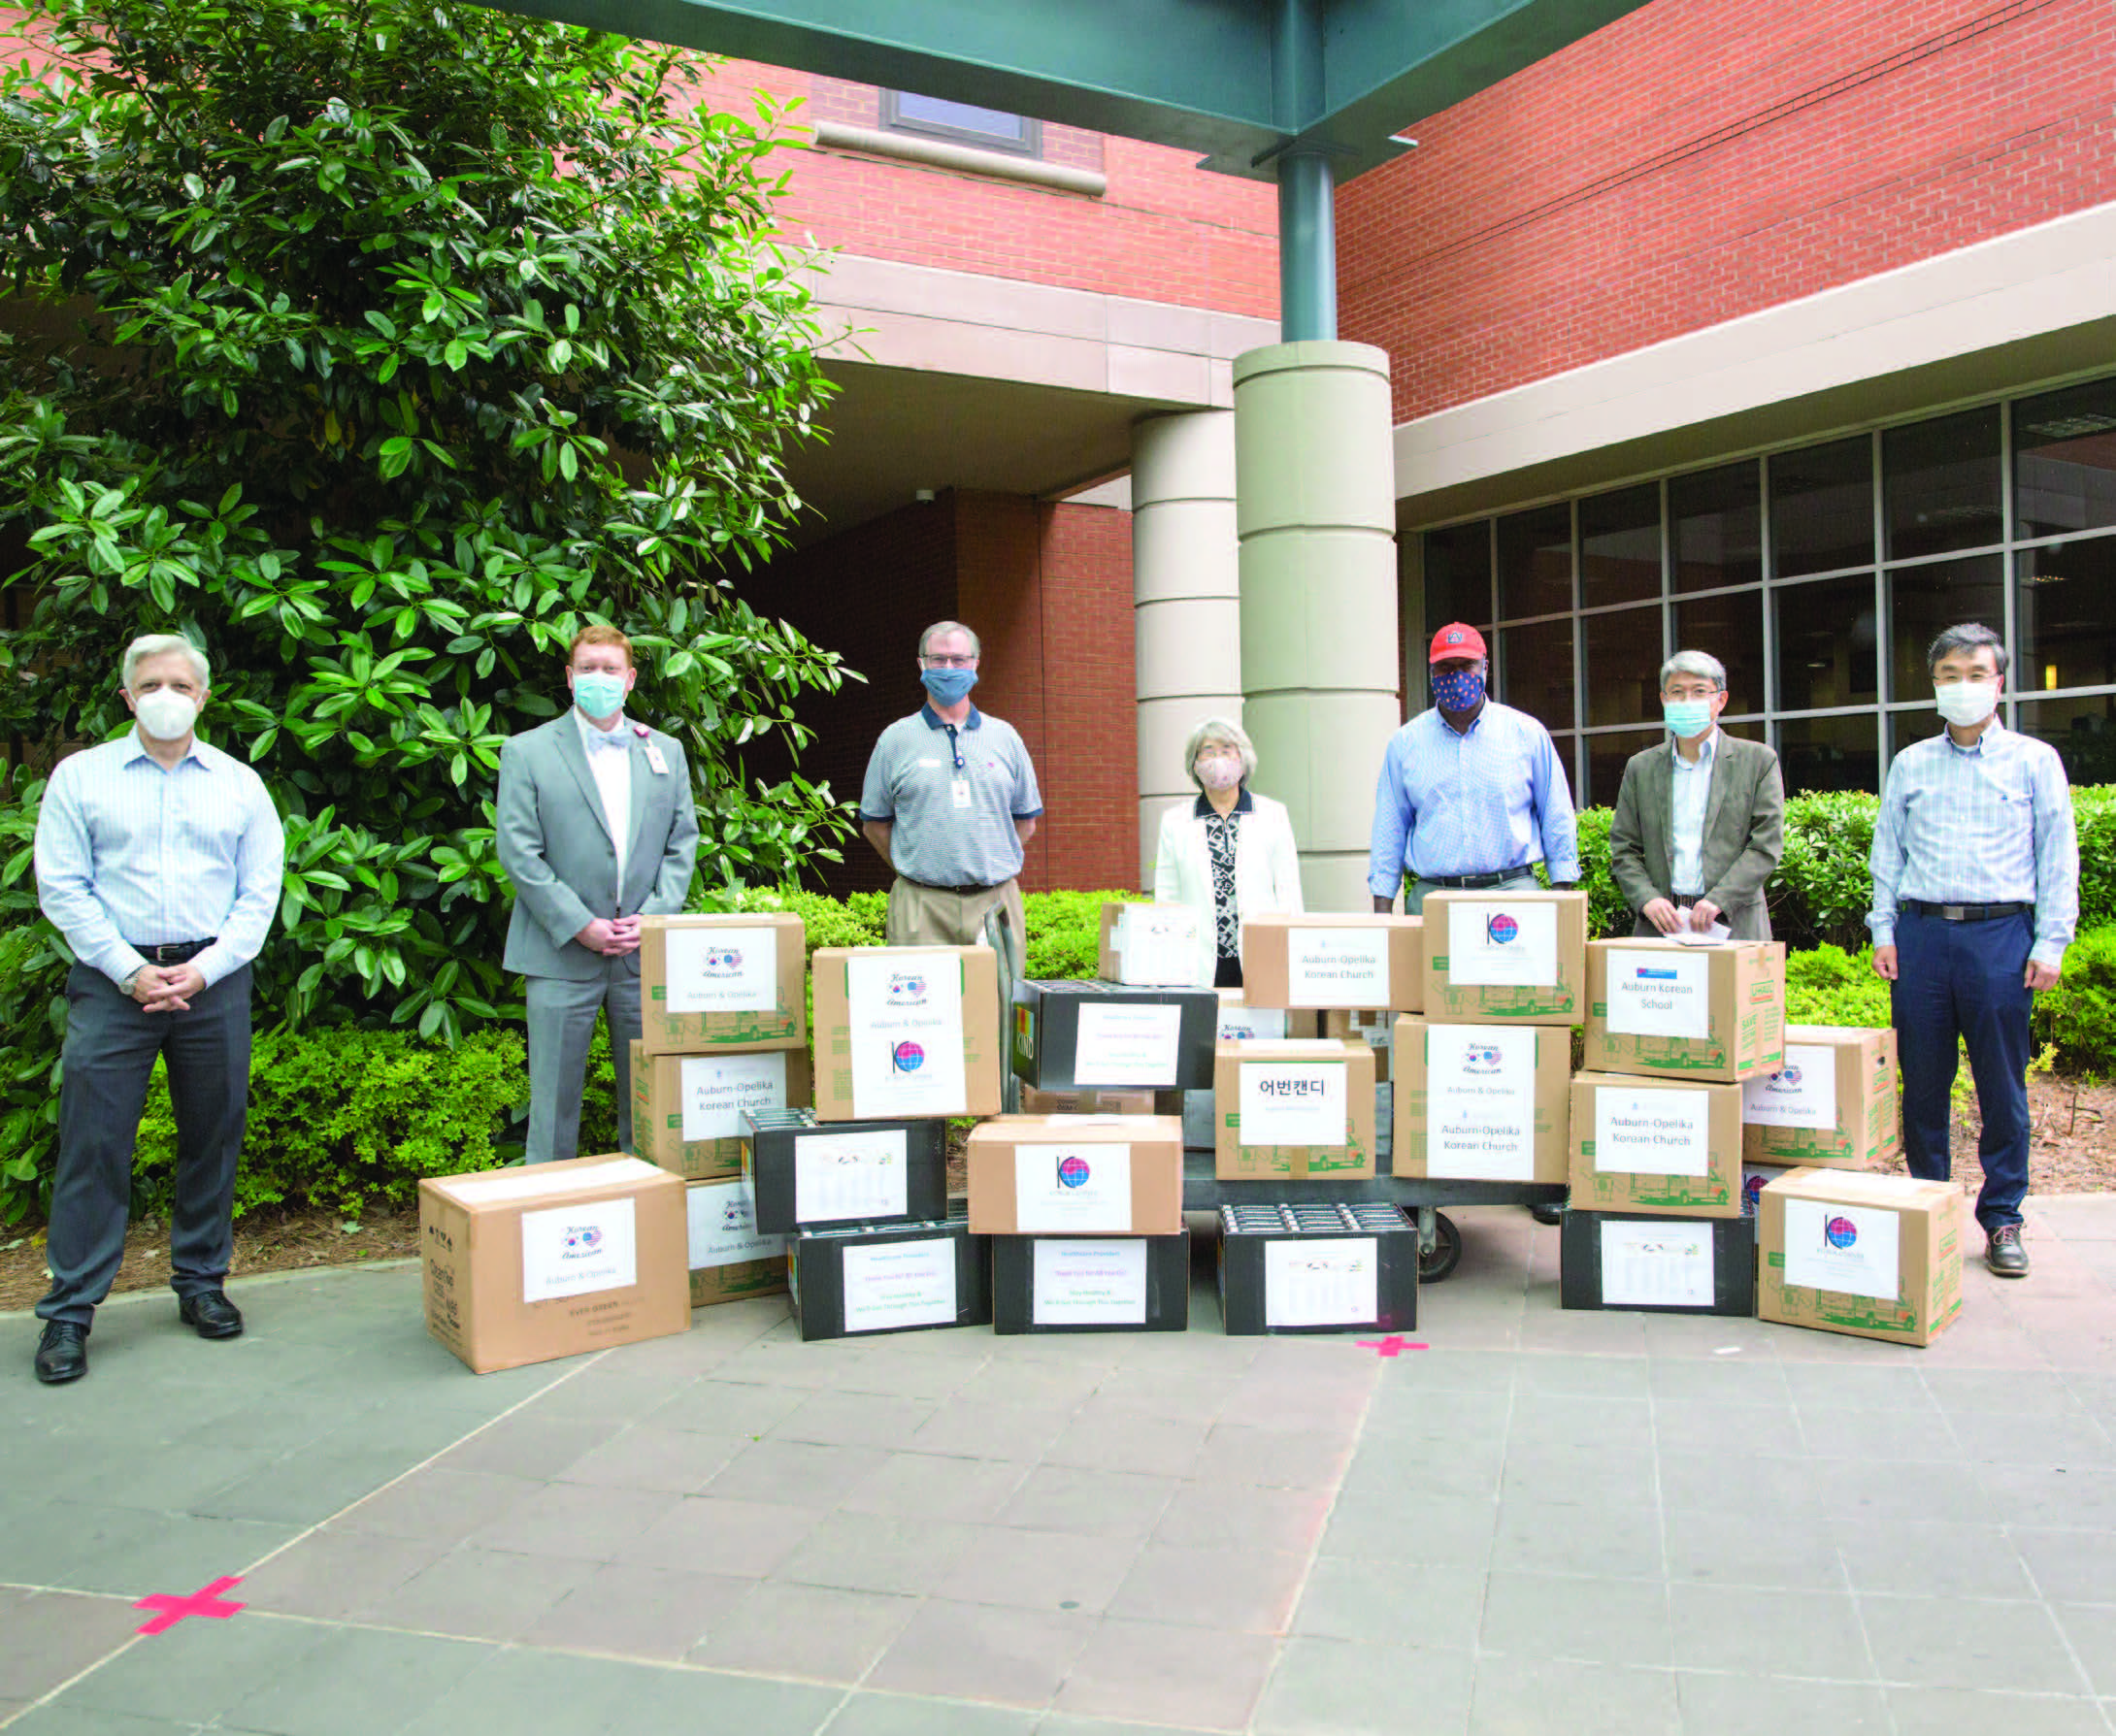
1670,726,1717,768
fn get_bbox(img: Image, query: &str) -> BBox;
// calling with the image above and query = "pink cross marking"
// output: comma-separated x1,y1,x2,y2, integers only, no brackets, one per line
1357,1335,1429,1358
133,1575,246,1636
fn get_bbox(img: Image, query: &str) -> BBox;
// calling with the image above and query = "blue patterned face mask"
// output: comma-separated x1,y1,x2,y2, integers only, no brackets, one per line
920,668,977,706
1431,666,1485,711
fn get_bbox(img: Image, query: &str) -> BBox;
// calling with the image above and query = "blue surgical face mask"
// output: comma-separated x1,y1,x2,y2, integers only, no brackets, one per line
1662,699,1713,737
921,667,978,707
1431,666,1484,711
573,671,628,720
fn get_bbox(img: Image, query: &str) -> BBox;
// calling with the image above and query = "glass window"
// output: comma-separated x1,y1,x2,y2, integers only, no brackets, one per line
2015,377,2116,541
1423,522,1492,637
1884,406,2001,561
1778,713,1879,795
1497,617,1574,734
1719,717,1766,743
1579,484,1661,607
1886,707,1945,764
2017,693,2116,786
2016,536,2116,696
1774,574,1876,711
1497,504,1571,619
1671,589,1766,716
1585,728,1659,808
1582,605,1662,729
1888,554,2003,702
880,90,1041,155
1770,437,1873,577
1670,462,1762,594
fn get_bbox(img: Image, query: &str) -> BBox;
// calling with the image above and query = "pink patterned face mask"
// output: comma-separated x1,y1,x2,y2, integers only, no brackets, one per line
1195,754,1241,792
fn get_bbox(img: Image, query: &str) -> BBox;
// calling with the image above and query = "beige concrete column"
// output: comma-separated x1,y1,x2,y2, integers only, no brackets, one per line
1234,342,1400,913
1132,409,1241,889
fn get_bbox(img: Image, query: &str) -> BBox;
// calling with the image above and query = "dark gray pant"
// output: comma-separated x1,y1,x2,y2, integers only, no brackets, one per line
524,964,641,1163
38,964,251,1327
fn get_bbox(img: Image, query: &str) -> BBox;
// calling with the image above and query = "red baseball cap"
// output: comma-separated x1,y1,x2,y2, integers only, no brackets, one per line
1428,623,1488,664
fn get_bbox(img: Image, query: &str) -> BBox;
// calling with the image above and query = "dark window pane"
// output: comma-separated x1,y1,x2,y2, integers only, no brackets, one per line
1496,617,1574,734
1720,717,1765,743
1884,406,2001,561
1887,707,1945,764
1671,462,1762,594
1585,728,1659,808
1888,554,2003,701
1770,437,1873,577
1671,589,1766,715
1582,605,1662,729
1778,713,1879,795
1497,504,1571,619
2018,694,2116,786
883,91,1038,153
1579,484,1661,607
2017,536,2116,696
1775,574,1877,710
2015,377,2116,540
1423,522,1491,637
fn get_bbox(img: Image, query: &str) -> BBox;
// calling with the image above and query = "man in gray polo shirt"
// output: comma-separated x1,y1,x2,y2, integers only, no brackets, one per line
860,620,1042,976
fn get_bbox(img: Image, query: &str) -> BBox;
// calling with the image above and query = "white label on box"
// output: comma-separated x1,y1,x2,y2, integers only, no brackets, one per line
521,1196,638,1302
1604,947,1711,1039
662,925,779,1015
842,1236,957,1332
1014,1144,1135,1233
1598,1219,1715,1307
1742,1043,1836,1130
1218,1004,1290,1041
1594,1087,1710,1177
686,1178,783,1270
679,1052,789,1143
1445,901,1559,988
845,952,968,1117
793,1129,909,1224
1424,1025,1538,1181
1239,1063,1348,1148
1073,1002,1183,1086
1264,1236,1379,1327
1288,928,1393,1008
1032,1238,1148,1325
1115,905,1204,986
1781,1197,1902,1300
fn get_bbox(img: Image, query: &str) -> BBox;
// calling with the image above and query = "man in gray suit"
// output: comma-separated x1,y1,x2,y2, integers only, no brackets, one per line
1608,650,1785,940
496,624,700,1162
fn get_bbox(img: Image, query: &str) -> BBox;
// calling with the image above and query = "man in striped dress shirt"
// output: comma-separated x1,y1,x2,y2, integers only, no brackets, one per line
30,635,285,1383
1868,623,2079,1278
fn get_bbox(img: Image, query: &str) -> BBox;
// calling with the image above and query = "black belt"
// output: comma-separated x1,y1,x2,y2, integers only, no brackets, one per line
1902,900,2032,923
136,938,215,964
1421,868,1529,890
902,876,1009,897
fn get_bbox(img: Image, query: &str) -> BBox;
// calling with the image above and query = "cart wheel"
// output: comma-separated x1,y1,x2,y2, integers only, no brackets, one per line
1419,1212,1463,1283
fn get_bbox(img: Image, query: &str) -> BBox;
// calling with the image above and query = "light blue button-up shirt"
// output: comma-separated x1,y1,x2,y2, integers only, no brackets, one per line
35,729,286,988
1669,729,1717,898
1867,719,2078,967
1367,701,1580,898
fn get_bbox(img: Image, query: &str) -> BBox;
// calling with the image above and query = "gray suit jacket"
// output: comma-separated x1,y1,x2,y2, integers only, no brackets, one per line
1608,734,1785,940
496,715,701,979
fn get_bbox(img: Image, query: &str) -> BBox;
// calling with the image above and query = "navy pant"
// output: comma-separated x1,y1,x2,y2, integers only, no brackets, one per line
1892,909,2033,1233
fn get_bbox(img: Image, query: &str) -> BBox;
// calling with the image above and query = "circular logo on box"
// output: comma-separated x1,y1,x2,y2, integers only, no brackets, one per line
1824,1215,1859,1250
1767,1065,1802,1092
1056,1155,1092,1189
562,1225,603,1253
705,947,743,976
1486,913,1519,944
892,1040,925,1073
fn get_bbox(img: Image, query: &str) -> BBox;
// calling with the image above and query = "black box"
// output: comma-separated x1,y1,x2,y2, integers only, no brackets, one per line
741,1107,949,1236
1011,980,1221,1092
787,1206,990,1342
1217,1203,1419,1335
991,1231,1191,1333
1560,1210,1757,1315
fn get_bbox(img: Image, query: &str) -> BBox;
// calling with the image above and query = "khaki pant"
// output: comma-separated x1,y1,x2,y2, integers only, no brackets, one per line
888,877,1027,1113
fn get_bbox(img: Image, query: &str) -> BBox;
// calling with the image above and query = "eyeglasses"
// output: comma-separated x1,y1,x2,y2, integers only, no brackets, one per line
1662,686,1720,701
922,654,977,669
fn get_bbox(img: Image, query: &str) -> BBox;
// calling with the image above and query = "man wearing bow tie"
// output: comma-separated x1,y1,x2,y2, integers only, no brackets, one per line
496,626,700,1163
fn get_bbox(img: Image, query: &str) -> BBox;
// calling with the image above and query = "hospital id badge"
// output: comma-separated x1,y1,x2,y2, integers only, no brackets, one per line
951,776,972,809
644,743,670,775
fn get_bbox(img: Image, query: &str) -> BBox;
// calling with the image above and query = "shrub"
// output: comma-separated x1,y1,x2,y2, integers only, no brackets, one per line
1022,889,1147,980
1569,807,1631,938
2039,925,2116,1076
1782,943,1893,1031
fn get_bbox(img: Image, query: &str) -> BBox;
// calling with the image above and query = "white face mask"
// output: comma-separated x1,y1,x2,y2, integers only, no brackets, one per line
134,690,199,740
1934,679,1999,729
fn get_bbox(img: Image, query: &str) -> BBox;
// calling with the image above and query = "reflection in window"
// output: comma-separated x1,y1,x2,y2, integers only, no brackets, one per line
1884,407,2002,561
1585,728,1660,807
1778,713,1879,795
1579,484,1660,607
2015,377,2116,540
2018,694,2116,786
1775,574,1876,711
2016,537,2116,695
1497,617,1574,734
1771,437,1873,577
1671,589,1765,716
1887,706,1945,765
1498,504,1571,619
1582,605,1662,729
1670,462,1762,594
1888,554,2003,702
1423,522,1492,637
880,90,1041,155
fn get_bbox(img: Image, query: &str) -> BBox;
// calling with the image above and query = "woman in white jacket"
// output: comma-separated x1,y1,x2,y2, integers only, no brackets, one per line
1151,717,1304,988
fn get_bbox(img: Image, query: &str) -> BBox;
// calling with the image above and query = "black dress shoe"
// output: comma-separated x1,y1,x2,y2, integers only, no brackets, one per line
35,1320,89,1385
1986,1226,2030,1278
1528,1201,1566,1226
179,1290,245,1339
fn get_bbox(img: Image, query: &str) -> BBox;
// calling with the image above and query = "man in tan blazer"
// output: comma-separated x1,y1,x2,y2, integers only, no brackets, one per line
1609,650,1785,940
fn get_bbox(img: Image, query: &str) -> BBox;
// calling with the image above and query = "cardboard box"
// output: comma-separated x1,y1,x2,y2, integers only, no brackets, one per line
685,1177,787,1307
1098,901,1207,986
419,1156,689,1374
631,1043,812,1180
1420,890,1587,1026
1757,1168,1963,1347
1019,1087,1158,1115
1323,1008,1395,1083
965,1115,1185,1236
1391,1018,1571,1184
787,1207,991,1341
1742,1161,1796,1219
1569,1071,1745,1217
991,1231,1191,1333
812,946,1004,1121
1215,989,1320,1041
637,913,806,1056
1211,1039,1377,1180
1559,1211,1757,1315
1240,915,1423,1012
741,1107,948,1235
1583,937,1787,1083
1011,980,1220,1092
1742,1024,1898,1167
1217,1202,1419,1334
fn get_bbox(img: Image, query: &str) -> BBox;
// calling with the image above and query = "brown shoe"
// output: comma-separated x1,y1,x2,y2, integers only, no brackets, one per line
1986,1226,2030,1278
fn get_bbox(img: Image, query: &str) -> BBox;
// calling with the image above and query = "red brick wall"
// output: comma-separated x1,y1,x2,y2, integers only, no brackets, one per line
1338,0,2116,424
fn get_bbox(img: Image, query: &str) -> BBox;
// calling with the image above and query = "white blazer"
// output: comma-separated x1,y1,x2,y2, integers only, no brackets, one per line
1151,790,1305,985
